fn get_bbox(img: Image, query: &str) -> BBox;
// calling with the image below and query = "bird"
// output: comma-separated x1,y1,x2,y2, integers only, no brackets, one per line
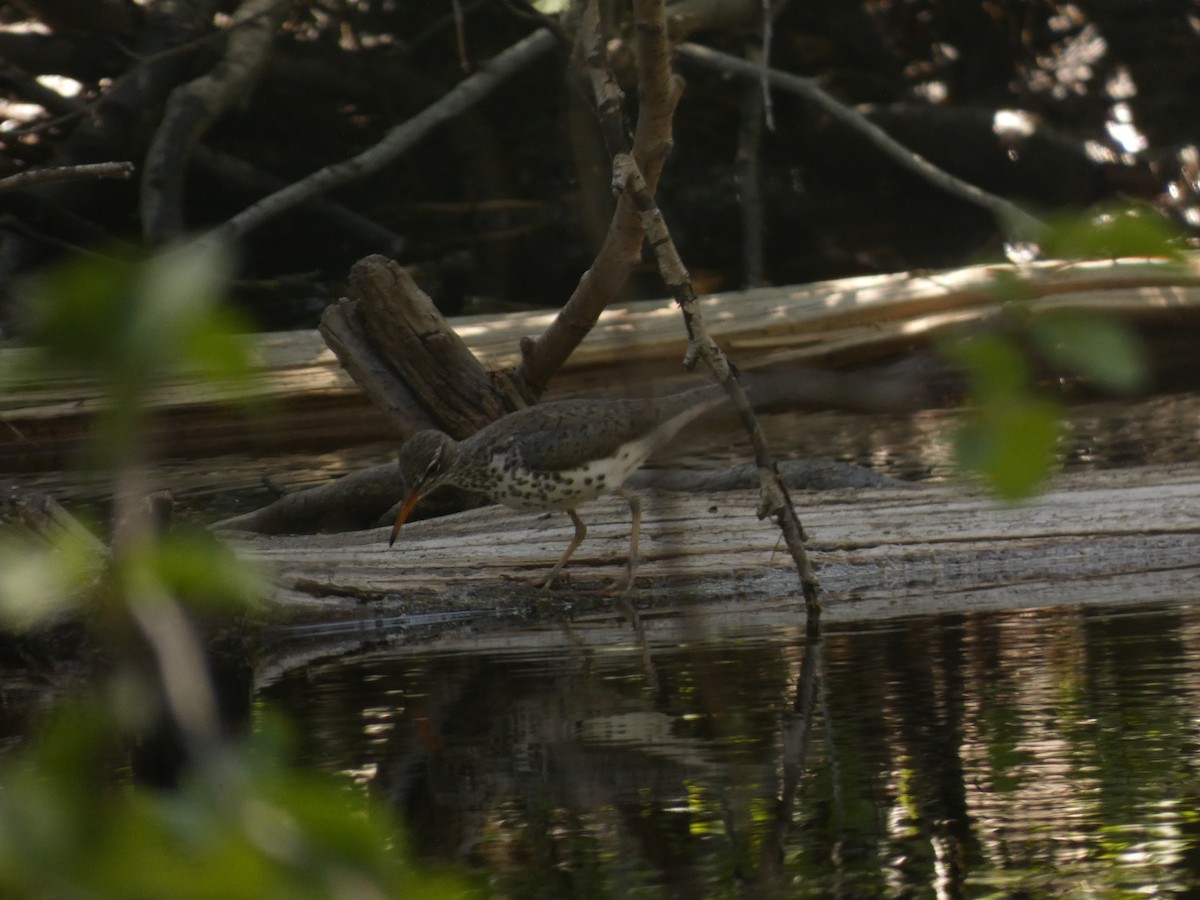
388,383,730,589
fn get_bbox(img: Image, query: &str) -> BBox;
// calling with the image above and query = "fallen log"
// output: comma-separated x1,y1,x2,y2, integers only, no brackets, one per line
226,462,1200,623
5,255,1200,471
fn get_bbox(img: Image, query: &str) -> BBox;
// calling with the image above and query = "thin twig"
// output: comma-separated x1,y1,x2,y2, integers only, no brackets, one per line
626,2,820,616
676,41,1047,242
736,46,767,287
612,152,821,615
450,0,470,72
758,0,776,131
0,161,135,193
192,146,406,252
771,635,824,859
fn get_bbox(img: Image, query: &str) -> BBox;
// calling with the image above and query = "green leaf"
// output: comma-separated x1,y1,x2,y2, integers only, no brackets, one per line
131,239,234,354
19,240,244,388
17,241,254,457
956,398,1063,500
180,306,254,390
0,529,103,630
0,707,482,899
1030,311,1148,394
116,530,266,614
1041,205,1183,261
18,250,140,371
940,332,1030,400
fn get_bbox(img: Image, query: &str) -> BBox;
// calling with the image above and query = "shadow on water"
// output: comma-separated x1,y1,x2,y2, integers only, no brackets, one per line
260,598,1200,897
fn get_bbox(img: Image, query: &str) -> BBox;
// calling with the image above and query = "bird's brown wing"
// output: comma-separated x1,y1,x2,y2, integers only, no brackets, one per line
501,387,721,472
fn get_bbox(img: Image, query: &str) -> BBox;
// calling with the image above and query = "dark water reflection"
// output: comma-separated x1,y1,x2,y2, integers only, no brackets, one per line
260,600,1200,897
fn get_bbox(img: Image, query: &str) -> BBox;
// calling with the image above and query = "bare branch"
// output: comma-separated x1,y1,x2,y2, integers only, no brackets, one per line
141,0,291,241
0,162,135,193
736,46,767,287
612,151,820,617
191,146,406,252
607,0,822,617
208,28,558,245
515,0,681,396
676,41,1048,242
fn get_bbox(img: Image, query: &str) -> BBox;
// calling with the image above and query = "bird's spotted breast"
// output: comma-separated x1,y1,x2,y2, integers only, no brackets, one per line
483,453,623,511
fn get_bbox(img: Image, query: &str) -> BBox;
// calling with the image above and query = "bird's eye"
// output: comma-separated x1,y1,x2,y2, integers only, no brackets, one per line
423,449,442,480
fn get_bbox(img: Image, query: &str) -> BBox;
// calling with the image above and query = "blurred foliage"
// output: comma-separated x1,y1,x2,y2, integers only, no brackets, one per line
114,530,268,615
1039,205,1186,263
943,332,1066,500
0,526,102,629
946,205,1167,498
17,240,254,465
0,243,477,899
1029,310,1147,395
19,241,249,387
0,707,477,900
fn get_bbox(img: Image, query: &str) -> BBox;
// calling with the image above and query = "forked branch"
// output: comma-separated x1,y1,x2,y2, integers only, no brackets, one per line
514,0,680,396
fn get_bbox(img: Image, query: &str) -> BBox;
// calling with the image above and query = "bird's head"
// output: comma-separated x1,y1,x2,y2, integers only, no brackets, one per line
389,430,455,546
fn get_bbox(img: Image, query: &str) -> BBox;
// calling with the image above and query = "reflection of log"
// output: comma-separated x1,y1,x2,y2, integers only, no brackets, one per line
4,256,1200,472
228,463,1200,620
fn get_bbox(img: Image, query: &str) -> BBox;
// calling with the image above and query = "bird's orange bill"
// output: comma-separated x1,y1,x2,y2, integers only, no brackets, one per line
389,491,421,546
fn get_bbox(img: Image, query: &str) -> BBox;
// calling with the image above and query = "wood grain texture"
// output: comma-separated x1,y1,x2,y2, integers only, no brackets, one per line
5,256,1200,470
226,463,1200,620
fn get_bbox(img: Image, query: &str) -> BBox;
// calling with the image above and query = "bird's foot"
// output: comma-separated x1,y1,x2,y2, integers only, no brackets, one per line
533,570,566,590
606,562,638,595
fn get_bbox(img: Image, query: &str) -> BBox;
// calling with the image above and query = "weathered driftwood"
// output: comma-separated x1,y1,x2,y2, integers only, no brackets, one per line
4,256,1200,471
320,255,526,440
226,463,1200,622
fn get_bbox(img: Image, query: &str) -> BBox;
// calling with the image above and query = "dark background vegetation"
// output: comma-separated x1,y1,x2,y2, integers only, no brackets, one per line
2,0,1199,330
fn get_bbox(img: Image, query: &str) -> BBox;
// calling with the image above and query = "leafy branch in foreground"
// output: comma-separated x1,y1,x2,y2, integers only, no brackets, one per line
945,205,1168,499
0,243,477,899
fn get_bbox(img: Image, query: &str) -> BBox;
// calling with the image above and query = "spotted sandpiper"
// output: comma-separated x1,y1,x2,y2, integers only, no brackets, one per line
388,383,729,588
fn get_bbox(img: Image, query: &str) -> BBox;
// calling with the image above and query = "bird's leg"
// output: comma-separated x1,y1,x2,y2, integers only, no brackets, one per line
539,508,587,588
612,491,642,592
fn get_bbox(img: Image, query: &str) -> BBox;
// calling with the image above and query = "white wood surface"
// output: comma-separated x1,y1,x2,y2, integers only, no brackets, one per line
228,463,1200,623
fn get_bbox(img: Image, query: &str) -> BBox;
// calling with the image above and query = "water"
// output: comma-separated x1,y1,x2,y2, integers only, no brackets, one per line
260,599,1200,897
